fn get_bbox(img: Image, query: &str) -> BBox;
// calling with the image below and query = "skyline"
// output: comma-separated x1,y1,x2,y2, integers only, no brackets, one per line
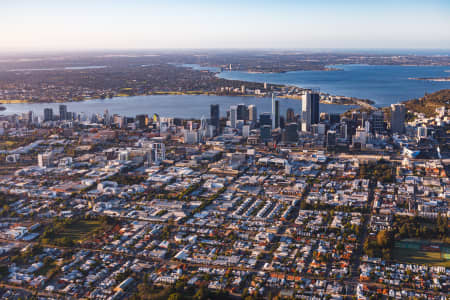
2,0,450,51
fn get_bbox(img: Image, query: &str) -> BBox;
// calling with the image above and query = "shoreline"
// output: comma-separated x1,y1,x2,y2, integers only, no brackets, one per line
409,77,450,82
0,89,369,108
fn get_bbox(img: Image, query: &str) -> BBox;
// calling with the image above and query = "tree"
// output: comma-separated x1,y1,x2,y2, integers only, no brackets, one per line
168,293,182,300
194,287,207,300
376,230,391,248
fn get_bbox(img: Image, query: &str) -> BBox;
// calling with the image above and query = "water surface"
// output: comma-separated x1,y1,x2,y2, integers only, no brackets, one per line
1,95,354,119
217,64,450,107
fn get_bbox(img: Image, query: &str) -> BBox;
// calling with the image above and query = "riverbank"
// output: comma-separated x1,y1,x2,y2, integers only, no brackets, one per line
0,90,275,105
278,94,373,109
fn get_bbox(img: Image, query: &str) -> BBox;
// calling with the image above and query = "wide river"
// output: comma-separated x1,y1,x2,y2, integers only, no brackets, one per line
1,95,355,119
217,64,450,107
1,64,449,118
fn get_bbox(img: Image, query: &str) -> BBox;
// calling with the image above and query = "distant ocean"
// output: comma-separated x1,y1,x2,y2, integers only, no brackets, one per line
217,64,450,107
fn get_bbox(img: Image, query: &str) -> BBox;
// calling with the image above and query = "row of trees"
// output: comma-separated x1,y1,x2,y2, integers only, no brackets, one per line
359,160,394,183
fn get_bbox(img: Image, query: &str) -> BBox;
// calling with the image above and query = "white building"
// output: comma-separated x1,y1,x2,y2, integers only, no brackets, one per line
37,152,53,168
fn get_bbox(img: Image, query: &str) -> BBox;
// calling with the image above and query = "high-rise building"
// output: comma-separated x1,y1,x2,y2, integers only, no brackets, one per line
259,113,272,128
286,108,295,123
260,125,272,142
136,114,149,129
329,113,340,124
146,142,166,165
340,123,348,140
272,96,280,129
371,110,385,134
390,104,406,134
327,130,337,148
27,111,33,125
283,123,298,143
236,104,248,121
301,91,320,132
38,152,53,168
184,130,198,144
59,105,67,121
210,104,220,134
44,108,53,122
279,116,285,129
242,125,251,137
248,105,257,127
230,105,237,128
311,92,320,125
104,109,111,126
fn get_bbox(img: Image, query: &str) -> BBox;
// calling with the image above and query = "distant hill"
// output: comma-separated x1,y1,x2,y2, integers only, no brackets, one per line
402,89,450,117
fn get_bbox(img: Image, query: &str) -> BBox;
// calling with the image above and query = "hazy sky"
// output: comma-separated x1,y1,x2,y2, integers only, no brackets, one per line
2,0,450,51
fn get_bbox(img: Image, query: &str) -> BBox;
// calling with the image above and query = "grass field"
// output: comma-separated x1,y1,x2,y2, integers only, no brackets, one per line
393,240,450,267
50,219,103,243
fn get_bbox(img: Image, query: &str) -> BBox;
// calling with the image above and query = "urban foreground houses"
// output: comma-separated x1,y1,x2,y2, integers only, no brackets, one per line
0,95,448,299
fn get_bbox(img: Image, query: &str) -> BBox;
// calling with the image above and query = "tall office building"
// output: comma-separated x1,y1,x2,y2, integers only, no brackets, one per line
44,108,53,122
390,104,406,134
311,92,320,125
259,113,272,127
301,91,320,132
283,123,298,143
136,114,149,129
248,105,257,127
27,111,33,125
210,104,220,134
260,125,272,141
59,105,67,121
286,108,295,123
230,105,238,128
104,109,111,126
329,113,340,124
38,152,53,168
272,98,280,129
371,110,385,134
271,95,280,129
146,142,166,166
327,130,337,148
236,104,248,121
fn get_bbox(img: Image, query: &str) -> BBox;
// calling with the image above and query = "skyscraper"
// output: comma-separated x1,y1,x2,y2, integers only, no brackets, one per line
259,113,272,128
59,105,67,121
27,111,33,125
327,130,337,148
272,95,280,129
136,114,149,129
390,103,406,134
283,123,298,143
146,142,166,166
44,108,53,122
371,110,385,134
210,104,220,134
230,105,237,128
236,104,248,121
301,91,320,132
275,100,280,129
248,105,257,127
286,108,295,123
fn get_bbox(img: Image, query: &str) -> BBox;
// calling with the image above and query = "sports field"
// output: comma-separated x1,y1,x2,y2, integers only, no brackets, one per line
393,239,450,267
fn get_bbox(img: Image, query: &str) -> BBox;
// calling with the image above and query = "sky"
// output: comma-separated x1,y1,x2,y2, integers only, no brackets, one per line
1,0,450,51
